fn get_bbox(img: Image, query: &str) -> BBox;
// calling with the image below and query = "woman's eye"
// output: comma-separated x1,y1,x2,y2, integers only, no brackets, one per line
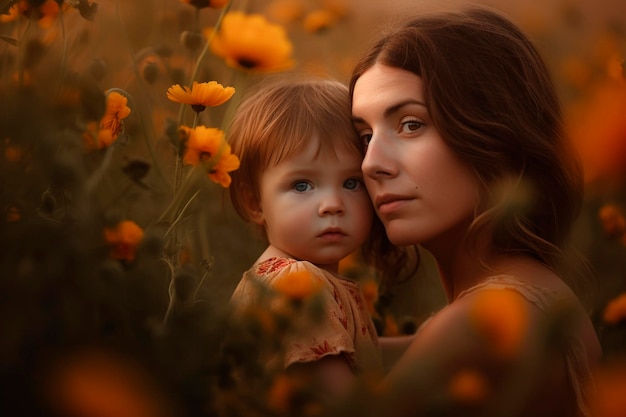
401,120,423,133
293,181,312,192
360,132,373,149
344,178,363,191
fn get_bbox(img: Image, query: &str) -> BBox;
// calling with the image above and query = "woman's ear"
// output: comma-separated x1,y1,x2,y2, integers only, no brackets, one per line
242,189,264,225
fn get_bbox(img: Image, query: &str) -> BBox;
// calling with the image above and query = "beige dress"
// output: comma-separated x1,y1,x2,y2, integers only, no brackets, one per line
456,275,595,417
231,257,383,376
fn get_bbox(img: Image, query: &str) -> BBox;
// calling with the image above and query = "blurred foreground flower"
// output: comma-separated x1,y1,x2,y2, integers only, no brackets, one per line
179,125,240,187
272,269,322,301
206,11,295,72
470,289,529,359
167,81,235,113
47,349,173,417
448,368,489,405
103,220,144,262
603,293,626,325
589,361,626,417
568,79,626,183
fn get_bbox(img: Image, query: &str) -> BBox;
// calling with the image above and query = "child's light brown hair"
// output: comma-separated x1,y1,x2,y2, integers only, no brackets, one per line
228,77,363,225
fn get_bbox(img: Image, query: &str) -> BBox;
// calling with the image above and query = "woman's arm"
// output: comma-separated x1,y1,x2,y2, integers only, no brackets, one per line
378,335,416,373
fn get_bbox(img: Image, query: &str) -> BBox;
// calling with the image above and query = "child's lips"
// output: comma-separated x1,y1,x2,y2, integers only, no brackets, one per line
318,228,346,241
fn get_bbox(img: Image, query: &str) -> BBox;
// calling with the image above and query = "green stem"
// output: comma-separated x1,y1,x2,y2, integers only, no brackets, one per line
164,188,201,238
177,0,232,127
220,71,248,133
114,0,171,189
54,5,68,99
16,14,34,86
172,1,231,199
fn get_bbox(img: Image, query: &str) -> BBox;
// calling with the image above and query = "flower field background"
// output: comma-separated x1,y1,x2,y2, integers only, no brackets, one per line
0,0,625,416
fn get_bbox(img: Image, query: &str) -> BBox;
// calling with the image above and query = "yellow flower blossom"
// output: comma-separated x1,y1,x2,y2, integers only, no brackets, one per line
179,126,240,187
603,293,626,325
272,270,322,301
166,81,235,112
206,12,295,73
470,289,529,359
103,221,144,262
179,0,229,8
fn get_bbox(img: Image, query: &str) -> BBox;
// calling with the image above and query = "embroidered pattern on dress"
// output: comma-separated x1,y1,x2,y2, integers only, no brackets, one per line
255,257,296,276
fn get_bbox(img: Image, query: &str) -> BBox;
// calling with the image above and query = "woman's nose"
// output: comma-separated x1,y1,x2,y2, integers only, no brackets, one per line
361,134,396,180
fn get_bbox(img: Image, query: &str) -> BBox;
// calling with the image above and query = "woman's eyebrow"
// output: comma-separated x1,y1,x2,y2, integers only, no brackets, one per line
352,99,427,124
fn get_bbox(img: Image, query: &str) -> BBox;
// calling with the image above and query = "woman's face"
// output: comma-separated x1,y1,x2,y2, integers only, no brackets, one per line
352,63,481,252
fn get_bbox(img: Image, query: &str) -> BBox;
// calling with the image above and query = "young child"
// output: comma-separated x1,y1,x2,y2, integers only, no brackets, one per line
227,78,383,398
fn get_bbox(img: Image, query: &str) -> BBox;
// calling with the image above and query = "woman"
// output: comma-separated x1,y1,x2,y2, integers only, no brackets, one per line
350,7,601,417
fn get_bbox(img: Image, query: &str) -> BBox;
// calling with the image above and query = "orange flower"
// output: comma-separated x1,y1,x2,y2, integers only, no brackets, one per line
603,293,626,325
272,270,322,301
470,289,529,359
359,278,380,319
47,349,173,417
598,204,626,239
207,151,240,187
84,92,132,150
166,81,235,112
264,0,305,24
383,313,400,337
103,221,144,262
4,145,21,162
448,368,490,405
302,9,337,33
568,80,626,183
206,11,295,73
101,92,131,138
6,0,65,28
179,0,229,8
179,126,240,187
589,361,626,417
6,206,20,223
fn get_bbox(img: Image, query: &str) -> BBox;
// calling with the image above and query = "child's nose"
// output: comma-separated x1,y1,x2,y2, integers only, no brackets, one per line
318,192,344,216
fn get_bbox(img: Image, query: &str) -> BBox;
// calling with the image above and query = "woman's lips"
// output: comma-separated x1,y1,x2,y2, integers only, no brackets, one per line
376,195,413,215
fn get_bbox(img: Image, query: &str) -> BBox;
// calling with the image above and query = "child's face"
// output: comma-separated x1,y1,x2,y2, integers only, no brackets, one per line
253,138,373,272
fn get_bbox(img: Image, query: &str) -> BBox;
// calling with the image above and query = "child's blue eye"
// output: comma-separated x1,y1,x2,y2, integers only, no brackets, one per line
293,181,312,192
344,178,363,191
